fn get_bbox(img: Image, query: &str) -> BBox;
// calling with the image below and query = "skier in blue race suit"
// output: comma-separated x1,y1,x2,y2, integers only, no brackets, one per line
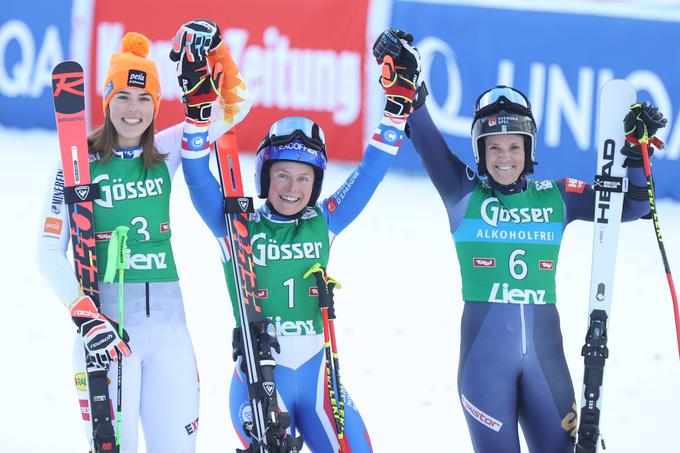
373,29,665,453
171,20,421,452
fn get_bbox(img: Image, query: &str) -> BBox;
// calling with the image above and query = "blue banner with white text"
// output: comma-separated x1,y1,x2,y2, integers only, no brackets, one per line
390,1,680,200
0,1,73,129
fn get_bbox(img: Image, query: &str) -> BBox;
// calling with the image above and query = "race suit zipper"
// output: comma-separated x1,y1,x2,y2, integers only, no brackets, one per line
520,304,527,355
145,282,150,317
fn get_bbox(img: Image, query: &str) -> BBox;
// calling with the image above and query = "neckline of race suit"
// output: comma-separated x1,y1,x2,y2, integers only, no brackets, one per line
112,146,143,159
486,174,528,195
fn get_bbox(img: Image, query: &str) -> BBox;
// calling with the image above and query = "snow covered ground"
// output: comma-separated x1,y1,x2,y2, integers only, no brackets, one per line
1,127,678,452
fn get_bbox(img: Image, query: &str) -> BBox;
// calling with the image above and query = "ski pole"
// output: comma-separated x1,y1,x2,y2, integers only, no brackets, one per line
639,139,680,359
105,226,129,446
304,264,348,452
324,277,347,450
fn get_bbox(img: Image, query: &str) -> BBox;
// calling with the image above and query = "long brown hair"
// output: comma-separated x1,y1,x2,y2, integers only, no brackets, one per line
87,110,165,168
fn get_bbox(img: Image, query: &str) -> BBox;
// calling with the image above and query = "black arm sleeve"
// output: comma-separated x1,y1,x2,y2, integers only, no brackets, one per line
407,105,477,229
558,169,651,225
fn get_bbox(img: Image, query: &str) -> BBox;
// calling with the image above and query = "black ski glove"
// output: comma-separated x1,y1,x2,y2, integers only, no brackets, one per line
170,19,222,63
372,29,421,116
620,102,667,167
170,19,224,123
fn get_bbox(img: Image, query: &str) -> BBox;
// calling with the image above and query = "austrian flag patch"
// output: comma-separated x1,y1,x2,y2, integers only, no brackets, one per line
565,178,586,193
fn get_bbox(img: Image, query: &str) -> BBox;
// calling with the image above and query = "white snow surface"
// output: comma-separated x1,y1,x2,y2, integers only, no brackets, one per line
1,127,678,452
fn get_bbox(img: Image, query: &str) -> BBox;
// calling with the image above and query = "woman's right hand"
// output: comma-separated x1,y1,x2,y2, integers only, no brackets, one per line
70,295,131,369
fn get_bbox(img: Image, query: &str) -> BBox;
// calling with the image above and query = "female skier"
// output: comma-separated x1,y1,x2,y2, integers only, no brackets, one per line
177,24,421,453
37,22,248,452
373,30,664,453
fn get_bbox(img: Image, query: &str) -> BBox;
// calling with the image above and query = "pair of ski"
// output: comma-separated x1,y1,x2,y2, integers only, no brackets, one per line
52,61,305,452
575,80,680,452
52,61,119,452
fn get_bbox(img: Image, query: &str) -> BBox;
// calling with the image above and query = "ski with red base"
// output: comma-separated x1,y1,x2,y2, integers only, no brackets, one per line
214,131,303,453
52,60,118,453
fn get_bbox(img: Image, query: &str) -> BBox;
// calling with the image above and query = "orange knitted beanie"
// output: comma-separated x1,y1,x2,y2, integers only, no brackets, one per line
102,32,161,116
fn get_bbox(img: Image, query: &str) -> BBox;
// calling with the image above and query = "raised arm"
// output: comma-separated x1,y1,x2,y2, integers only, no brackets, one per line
322,115,405,236
171,19,250,238
322,29,423,236
560,102,666,224
558,167,650,225
407,105,478,210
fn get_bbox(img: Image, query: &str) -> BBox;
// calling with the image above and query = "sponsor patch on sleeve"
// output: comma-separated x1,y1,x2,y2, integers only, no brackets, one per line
79,399,90,421
43,217,63,234
565,178,586,194
74,372,87,391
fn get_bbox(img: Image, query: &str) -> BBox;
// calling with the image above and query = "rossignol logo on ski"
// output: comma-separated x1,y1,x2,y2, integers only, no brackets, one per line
52,71,84,97
75,185,90,200
263,382,275,396
238,198,250,212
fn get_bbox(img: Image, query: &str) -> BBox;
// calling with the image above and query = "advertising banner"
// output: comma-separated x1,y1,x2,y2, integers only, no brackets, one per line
91,0,369,160
390,1,680,199
0,2,73,129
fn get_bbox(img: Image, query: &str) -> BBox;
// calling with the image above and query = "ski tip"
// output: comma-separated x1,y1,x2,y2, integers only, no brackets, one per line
52,60,84,75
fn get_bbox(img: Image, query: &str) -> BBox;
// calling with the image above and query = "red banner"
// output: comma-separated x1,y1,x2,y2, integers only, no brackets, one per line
90,0,368,160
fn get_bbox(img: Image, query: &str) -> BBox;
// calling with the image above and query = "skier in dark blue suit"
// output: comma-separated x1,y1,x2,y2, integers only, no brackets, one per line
373,29,664,453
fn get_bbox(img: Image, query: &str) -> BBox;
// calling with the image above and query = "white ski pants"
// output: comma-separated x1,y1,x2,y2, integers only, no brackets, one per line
72,281,199,453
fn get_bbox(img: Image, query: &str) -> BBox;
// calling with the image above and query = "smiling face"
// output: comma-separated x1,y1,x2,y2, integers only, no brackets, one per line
267,160,315,216
484,133,526,186
108,88,155,148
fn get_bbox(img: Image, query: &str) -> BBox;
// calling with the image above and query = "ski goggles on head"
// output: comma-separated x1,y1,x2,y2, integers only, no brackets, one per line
259,116,327,154
474,86,532,117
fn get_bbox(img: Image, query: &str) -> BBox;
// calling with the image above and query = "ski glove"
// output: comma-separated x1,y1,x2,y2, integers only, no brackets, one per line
170,19,224,123
170,19,222,63
70,295,131,369
621,102,667,166
372,29,421,116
